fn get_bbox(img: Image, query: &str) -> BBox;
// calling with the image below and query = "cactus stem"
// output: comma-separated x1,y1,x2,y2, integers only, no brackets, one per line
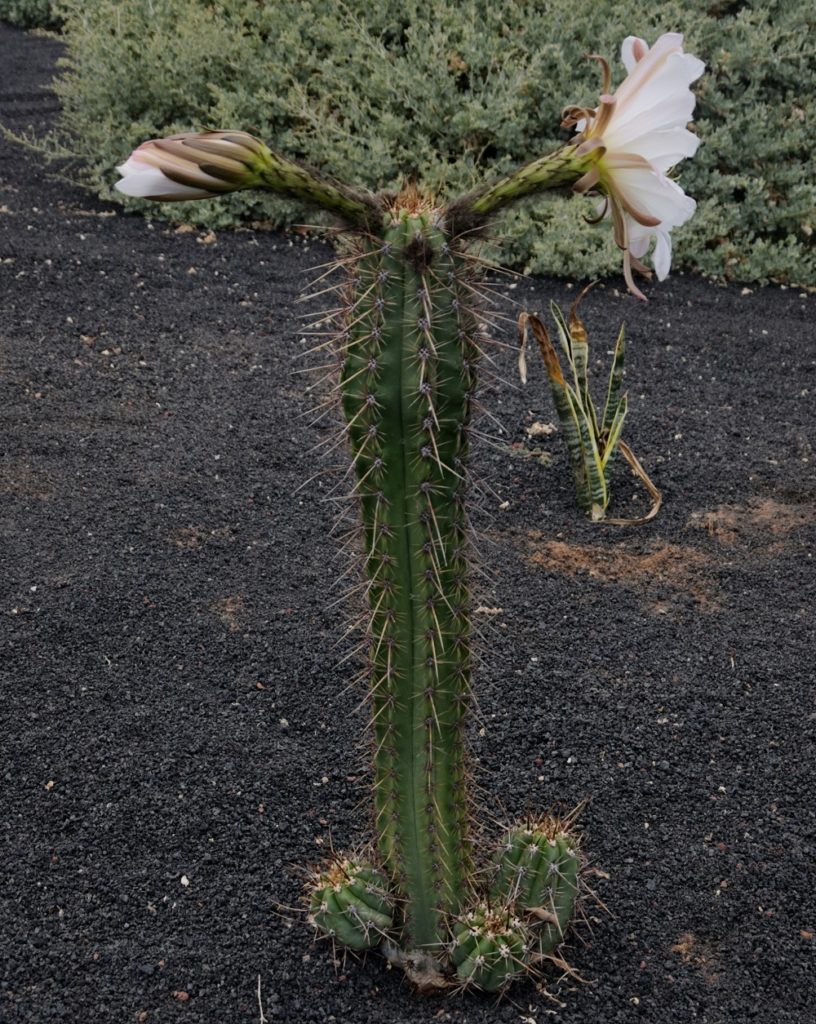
296,182,594,978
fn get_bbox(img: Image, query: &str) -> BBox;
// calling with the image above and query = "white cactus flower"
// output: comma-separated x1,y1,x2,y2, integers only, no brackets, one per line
565,33,705,299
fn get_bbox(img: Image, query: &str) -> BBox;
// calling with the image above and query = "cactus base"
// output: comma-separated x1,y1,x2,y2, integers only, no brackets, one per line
308,815,584,992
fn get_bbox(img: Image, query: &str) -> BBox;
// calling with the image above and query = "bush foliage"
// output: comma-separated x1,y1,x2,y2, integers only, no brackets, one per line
0,0,59,28
45,0,815,286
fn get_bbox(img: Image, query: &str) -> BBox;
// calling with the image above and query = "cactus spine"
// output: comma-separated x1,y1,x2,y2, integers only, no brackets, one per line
339,200,476,950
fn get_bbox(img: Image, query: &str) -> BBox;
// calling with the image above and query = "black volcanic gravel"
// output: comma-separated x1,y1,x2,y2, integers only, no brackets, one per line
1,21,814,1024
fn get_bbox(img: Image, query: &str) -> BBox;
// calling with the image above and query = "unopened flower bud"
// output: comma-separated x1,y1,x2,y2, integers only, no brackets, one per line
115,128,382,228
115,130,273,201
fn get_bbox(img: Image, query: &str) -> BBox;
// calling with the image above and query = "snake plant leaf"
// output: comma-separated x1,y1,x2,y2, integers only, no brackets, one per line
528,299,636,520
601,323,626,433
549,300,572,361
568,386,607,513
568,296,600,440
602,392,629,483
531,315,589,503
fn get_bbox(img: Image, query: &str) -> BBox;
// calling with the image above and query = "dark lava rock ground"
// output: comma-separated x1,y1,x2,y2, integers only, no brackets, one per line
1,20,814,1024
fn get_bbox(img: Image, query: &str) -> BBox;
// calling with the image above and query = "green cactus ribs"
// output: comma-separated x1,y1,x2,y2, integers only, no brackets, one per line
338,187,481,955
490,814,583,962
309,858,394,951
451,906,530,991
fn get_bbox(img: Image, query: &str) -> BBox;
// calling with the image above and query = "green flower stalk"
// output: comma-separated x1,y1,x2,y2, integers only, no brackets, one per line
115,31,702,991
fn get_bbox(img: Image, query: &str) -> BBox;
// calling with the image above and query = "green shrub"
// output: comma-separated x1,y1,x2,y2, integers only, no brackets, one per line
0,0,59,29
45,0,815,286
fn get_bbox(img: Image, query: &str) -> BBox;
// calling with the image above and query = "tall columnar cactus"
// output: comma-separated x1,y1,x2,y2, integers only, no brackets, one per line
330,190,598,977
339,208,477,949
114,31,704,993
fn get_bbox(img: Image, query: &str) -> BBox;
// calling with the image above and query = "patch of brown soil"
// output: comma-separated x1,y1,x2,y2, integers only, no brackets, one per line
0,459,51,500
170,525,233,550
687,497,814,552
209,594,246,632
671,931,722,985
525,496,814,616
526,535,720,612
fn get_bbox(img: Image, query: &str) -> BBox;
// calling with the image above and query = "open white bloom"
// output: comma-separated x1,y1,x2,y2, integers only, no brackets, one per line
564,33,705,299
115,131,269,201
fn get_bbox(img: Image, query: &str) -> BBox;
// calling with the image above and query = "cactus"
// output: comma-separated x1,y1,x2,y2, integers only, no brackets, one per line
116,109,607,996
337,204,479,952
117,142,593,985
111,30,709,990
116,139,594,986
309,858,394,951
491,819,582,959
451,907,531,991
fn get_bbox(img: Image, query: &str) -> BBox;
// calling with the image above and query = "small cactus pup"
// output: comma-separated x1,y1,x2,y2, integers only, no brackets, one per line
490,816,583,962
114,31,703,993
521,292,662,524
308,858,394,952
451,907,531,992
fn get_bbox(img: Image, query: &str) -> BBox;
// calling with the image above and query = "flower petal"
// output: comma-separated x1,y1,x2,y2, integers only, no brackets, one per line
607,127,700,173
652,228,673,280
613,32,688,108
628,232,650,260
620,35,648,73
606,54,703,144
626,222,675,281
115,165,214,200
606,163,696,227
574,32,703,295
